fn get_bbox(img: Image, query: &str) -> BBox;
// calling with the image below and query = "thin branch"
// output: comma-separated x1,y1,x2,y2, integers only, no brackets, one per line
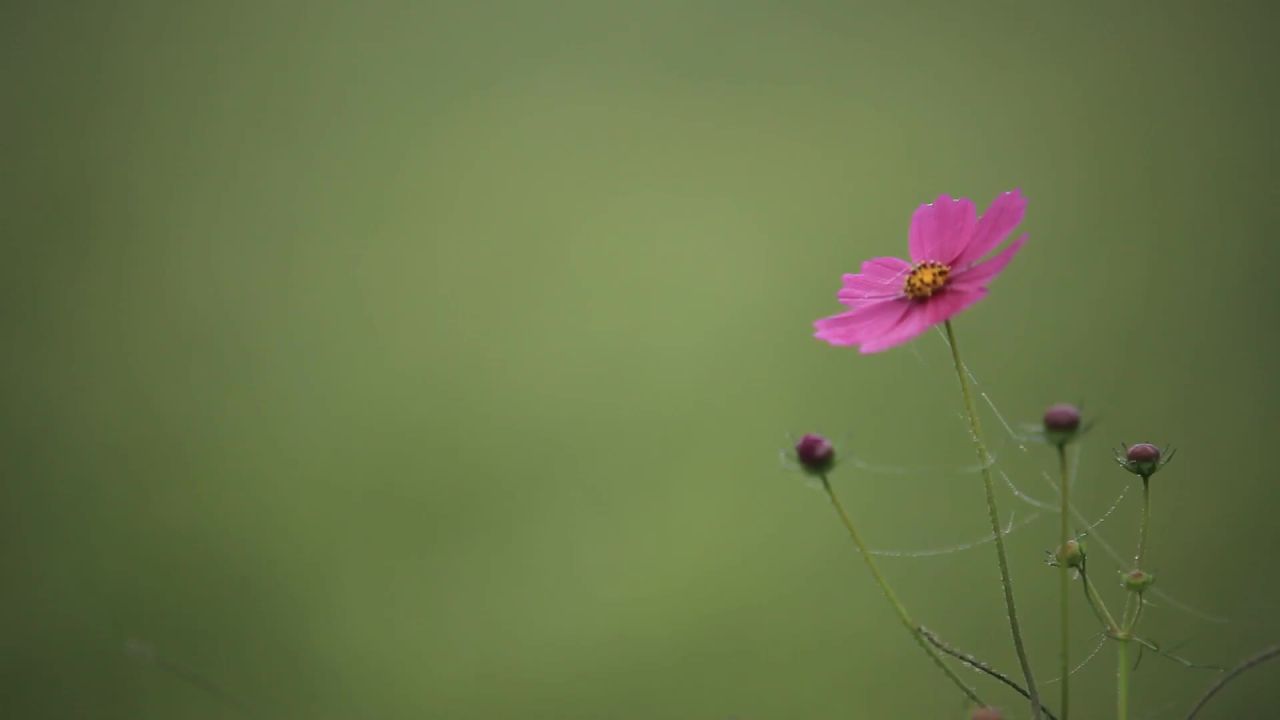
920,627,1059,720
819,477,983,705
1185,644,1280,719
1043,634,1108,686
942,320,1044,720
1131,636,1222,672
1078,563,1120,634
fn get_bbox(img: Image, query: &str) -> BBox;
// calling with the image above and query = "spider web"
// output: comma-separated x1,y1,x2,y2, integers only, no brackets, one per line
787,329,1235,699
935,327,1230,626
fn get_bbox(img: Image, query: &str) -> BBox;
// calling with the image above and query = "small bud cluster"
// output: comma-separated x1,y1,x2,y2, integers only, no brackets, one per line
790,194,1208,718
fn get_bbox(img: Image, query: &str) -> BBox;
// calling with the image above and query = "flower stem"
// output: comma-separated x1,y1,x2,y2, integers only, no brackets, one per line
943,319,1044,720
1081,561,1135,720
1080,565,1121,636
1117,638,1130,720
1135,480,1151,570
1057,444,1072,720
921,627,1060,720
1185,644,1280,719
820,475,983,706
1123,480,1152,631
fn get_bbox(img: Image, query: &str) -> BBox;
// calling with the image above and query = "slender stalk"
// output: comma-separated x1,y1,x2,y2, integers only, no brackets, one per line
1129,593,1147,633
1079,566,1120,635
921,627,1060,720
1123,480,1152,631
1134,479,1151,570
1185,644,1280,719
1132,636,1222,671
943,320,1044,720
820,476,983,706
1057,444,1072,720
1117,639,1130,720
1078,565,1138,720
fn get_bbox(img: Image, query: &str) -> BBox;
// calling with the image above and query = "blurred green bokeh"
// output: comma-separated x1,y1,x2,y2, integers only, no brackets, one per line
4,2,1280,718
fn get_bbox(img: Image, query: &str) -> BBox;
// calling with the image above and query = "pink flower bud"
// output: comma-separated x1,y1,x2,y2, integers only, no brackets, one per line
794,434,836,476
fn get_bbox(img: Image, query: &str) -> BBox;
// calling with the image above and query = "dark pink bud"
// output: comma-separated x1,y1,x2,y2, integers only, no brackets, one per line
971,707,1004,720
1043,403,1082,445
794,434,835,476
1117,442,1169,480
1127,443,1160,464
1043,403,1081,432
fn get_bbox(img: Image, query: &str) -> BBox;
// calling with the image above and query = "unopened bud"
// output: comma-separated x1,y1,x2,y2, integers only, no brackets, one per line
1056,539,1085,569
1123,569,1155,593
794,434,835,476
1116,442,1171,480
1043,403,1082,446
971,707,1004,720
1127,444,1159,462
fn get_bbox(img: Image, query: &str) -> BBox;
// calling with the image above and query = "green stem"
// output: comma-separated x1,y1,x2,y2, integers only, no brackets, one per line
943,320,1044,720
1128,593,1146,633
1057,444,1072,720
820,476,983,706
1117,639,1130,720
1080,565,1121,636
1081,565,1133,720
922,627,1061,720
1185,644,1280,719
1123,480,1152,631
1135,479,1151,571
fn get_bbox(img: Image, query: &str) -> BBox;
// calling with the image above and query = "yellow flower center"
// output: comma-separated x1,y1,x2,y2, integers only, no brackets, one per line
904,261,951,300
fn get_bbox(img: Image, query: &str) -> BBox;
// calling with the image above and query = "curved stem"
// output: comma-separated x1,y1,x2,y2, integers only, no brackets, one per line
820,476,983,706
1117,639,1130,720
921,627,1060,720
1058,444,1072,720
1185,644,1280,719
1129,594,1147,633
1132,636,1222,672
943,320,1044,720
1079,565,1121,636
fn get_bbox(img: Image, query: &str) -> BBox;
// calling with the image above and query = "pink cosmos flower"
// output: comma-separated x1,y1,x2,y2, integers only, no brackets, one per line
814,190,1028,353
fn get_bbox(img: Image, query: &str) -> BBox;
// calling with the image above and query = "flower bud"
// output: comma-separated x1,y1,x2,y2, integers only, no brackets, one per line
794,433,835,476
1128,443,1159,463
971,707,1004,720
1043,403,1082,445
1123,569,1155,593
1056,539,1085,569
1116,442,1170,480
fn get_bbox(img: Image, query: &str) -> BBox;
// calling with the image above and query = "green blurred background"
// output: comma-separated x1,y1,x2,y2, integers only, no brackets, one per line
4,1,1279,717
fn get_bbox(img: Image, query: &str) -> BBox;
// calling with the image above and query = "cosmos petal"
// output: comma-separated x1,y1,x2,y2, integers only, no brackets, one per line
858,257,913,282
813,190,1026,355
925,287,988,326
814,299,913,346
856,303,931,354
951,233,1027,291
953,189,1026,268
908,195,976,265
858,289,986,353
837,257,911,306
